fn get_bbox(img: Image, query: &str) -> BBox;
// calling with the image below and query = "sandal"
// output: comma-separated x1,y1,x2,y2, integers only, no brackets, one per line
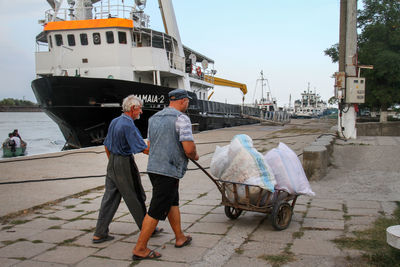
132,250,162,260
92,235,114,244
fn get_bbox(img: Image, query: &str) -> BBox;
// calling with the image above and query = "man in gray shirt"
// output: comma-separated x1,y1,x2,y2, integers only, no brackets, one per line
132,89,199,260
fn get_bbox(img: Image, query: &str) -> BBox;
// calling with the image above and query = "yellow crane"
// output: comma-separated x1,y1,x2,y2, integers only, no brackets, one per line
204,75,247,100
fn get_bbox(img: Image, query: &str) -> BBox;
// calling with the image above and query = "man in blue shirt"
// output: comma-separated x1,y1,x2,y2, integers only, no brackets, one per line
92,95,152,243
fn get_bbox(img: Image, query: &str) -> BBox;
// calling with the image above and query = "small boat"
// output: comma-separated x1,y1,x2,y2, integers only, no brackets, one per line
2,140,27,157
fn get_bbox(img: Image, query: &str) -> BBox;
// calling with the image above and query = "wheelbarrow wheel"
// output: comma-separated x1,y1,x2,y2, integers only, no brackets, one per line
224,206,242,219
271,201,292,230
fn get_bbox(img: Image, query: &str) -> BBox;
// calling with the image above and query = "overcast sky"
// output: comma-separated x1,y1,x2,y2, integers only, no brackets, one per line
0,0,356,106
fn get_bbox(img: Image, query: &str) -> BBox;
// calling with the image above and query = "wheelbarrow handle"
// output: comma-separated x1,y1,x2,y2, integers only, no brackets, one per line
189,158,222,190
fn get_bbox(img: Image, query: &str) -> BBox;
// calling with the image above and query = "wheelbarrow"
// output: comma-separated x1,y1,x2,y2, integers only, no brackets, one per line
190,159,298,230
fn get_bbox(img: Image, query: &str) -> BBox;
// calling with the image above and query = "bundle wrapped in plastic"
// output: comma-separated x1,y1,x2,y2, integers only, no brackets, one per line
210,134,276,204
264,142,315,196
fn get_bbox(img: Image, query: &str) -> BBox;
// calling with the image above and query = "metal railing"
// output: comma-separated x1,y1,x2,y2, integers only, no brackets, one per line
44,4,148,25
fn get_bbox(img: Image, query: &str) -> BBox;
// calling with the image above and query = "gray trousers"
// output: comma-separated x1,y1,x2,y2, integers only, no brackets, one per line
94,153,146,237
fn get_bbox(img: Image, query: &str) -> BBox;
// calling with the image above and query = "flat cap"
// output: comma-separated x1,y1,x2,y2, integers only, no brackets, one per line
168,89,192,101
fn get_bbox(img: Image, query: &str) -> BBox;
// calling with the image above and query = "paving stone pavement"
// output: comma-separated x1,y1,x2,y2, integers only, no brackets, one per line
0,121,399,266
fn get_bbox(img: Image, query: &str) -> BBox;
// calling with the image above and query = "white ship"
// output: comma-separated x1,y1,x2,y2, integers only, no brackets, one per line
31,0,261,148
294,83,327,118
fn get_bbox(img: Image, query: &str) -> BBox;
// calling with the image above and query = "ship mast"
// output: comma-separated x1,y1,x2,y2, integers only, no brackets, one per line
158,0,190,90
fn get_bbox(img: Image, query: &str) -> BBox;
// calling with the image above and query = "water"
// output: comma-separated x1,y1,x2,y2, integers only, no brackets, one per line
0,112,65,158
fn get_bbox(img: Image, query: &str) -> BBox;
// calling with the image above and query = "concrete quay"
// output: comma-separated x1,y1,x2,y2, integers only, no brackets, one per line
0,119,399,266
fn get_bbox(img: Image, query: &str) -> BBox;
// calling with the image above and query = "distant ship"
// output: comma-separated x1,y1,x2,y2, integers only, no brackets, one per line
31,0,261,149
294,83,327,118
254,71,278,112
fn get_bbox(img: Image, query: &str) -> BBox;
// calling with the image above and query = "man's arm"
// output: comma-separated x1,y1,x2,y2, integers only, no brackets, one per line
181,141,199,161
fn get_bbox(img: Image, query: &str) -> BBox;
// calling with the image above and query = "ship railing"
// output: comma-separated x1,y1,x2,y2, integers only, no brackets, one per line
262,111,291,124
44,4,145,23
133,28,184,72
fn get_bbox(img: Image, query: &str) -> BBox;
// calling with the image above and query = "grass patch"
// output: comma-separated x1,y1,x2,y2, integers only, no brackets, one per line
48,225,61,230
259,252,295,267
333,201,400,266
32,240,43,243
65,205,76,209
342,203,348,214
73,210,85,213
81,201,91,204
292,231,304,239
59,238,76,245
1,238,27,246
10,220,29,225
10,257,27,261
1,225,13,230
198,192,208,198
234,248,244,254
343,214,351,221
48,217,62,220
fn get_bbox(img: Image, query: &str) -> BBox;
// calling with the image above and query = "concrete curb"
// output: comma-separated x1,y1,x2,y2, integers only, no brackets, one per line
303,134,336,181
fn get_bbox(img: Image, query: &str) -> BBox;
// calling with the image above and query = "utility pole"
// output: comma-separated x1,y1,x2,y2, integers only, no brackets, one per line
337,0,359,139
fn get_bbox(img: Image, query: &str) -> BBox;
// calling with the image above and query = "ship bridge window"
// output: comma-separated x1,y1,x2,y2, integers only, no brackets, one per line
164,35,172,52
140,30,151,46
67,34,75,46
93,32,101,45
106,31,114,44
55,34,63,46
48,35,53,48
80,33,88,46
118,31,127,44
152,32,164,48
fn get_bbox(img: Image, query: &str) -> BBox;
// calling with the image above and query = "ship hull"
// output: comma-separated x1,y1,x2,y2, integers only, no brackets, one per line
32,76,260,148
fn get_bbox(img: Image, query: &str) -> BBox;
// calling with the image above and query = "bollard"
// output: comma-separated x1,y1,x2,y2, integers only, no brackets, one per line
303,145,328,181
312,140,333,157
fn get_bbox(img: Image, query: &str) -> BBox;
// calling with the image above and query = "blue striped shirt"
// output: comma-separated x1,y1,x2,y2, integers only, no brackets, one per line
175,114,194,142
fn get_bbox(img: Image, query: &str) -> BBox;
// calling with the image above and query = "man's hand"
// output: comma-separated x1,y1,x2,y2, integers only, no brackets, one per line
182,141,199,161
142,140,150,155
104,146,110,159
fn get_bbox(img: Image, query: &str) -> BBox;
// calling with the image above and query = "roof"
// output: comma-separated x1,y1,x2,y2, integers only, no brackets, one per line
44,18,133,31
183,45,214,64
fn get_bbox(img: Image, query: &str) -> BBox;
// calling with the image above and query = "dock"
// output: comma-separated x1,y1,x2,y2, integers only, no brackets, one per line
0,119,399,266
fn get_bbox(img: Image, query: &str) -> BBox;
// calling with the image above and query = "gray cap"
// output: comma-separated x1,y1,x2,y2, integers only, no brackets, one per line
168,89,192,101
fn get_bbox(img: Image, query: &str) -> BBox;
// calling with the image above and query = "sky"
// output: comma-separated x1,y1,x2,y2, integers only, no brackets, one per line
0,0,352,106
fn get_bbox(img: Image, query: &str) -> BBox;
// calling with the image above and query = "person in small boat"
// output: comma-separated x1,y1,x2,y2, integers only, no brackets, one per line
11,132,21,148
13,129,22,140
92,95,162,244
3,133,16,152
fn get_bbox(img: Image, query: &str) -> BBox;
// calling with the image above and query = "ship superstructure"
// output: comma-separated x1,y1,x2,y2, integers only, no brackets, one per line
294,83,327,118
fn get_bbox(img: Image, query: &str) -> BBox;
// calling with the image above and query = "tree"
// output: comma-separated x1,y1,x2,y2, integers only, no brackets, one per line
358,0,400,114
0,98,36,106
324,0,400,119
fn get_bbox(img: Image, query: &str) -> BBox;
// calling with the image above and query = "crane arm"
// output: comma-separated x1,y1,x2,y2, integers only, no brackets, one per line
204,75,247,95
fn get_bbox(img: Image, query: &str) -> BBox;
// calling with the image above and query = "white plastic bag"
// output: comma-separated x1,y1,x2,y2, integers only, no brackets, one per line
264,143,315,196
210,145,230,178
221,134,276,192
209,135,277,205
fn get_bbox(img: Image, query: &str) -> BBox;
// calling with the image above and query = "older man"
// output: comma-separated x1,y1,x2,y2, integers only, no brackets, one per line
132,89,199,260
93,95,160,243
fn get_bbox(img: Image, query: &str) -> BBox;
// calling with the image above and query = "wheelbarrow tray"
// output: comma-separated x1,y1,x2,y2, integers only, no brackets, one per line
190,159,298,230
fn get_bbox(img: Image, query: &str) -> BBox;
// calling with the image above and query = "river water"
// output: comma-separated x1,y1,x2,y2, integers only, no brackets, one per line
0,112,65,158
